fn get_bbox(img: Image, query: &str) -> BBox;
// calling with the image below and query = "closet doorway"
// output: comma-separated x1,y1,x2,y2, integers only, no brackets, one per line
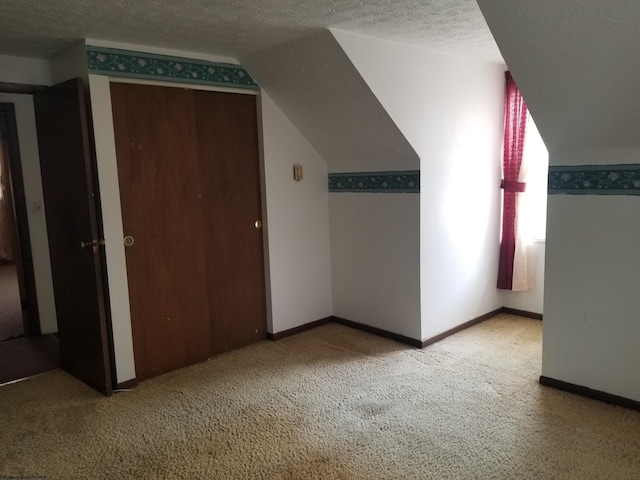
110,83,267,380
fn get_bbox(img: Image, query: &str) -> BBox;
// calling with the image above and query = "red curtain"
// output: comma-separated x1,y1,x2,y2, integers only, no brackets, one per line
497,72,528,290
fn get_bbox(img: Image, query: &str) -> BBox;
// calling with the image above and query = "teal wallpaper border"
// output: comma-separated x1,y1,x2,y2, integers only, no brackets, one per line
329,171,420,193
86,46,259,90
548,164,640,195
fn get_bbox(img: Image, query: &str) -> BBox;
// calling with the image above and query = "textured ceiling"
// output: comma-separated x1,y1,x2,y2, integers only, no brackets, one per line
0,0,503,64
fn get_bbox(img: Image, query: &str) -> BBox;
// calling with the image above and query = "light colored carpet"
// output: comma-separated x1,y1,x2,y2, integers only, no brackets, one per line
0,263,23,340
1,314,639,479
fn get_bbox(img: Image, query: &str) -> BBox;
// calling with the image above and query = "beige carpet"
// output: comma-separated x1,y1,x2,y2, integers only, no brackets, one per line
1,314,639,479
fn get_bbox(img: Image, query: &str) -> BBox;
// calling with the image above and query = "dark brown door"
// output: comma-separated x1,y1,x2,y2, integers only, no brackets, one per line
110,83,211,380
34,78,112,395
193,91,267,355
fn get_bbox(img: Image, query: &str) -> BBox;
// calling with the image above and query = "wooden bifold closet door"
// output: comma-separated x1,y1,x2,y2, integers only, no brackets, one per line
110,83,266,381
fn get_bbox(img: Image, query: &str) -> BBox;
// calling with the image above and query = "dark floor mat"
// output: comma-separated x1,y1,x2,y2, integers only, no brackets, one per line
0,263,23,341
0,335,60,385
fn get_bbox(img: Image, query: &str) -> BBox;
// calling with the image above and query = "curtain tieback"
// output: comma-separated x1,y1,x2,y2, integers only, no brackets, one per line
500,179,526,192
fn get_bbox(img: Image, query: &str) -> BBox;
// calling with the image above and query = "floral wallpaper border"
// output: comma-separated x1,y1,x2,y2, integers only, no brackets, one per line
329,171,420,193
548,165,640,195
86,46,259,90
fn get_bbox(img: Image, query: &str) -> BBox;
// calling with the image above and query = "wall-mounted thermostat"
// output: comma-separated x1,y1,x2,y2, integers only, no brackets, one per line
293,164,303,181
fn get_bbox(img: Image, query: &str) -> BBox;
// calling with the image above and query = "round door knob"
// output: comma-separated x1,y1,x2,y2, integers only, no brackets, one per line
123,235,135,247
254,220,262,229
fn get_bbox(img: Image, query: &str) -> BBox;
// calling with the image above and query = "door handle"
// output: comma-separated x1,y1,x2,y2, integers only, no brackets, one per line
254,220,262,229
80,239,105,249
123,236,135,247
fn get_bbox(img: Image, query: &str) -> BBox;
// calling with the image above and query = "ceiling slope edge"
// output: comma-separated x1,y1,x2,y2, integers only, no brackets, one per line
477,1,640,163
241,29,419,173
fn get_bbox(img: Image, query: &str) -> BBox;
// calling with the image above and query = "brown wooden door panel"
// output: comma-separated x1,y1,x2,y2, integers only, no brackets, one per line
110,83,210,380
193,91,267,355
34,78,112,395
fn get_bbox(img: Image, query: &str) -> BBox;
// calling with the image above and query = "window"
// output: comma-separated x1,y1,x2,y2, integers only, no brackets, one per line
519,112,549,242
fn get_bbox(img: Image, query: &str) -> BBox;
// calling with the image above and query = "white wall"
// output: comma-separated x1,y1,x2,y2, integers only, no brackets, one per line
501,241,545,315
0,55,52,85
330,193,421,339
0,55,57,334
544,195,640,401
332,30,505,341
51,42,88,83
244,30,421,341
259,92,333,333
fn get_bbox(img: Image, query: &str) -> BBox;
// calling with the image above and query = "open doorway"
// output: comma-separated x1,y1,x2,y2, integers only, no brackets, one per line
0,102,60,385
0,229,25,343
0,80,115,395
0,103,37,339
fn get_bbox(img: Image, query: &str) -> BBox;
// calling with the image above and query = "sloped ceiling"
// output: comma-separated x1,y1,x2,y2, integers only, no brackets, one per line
477,1,640,159
243,29,419,172
1,1,504,173
0,0,503,64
